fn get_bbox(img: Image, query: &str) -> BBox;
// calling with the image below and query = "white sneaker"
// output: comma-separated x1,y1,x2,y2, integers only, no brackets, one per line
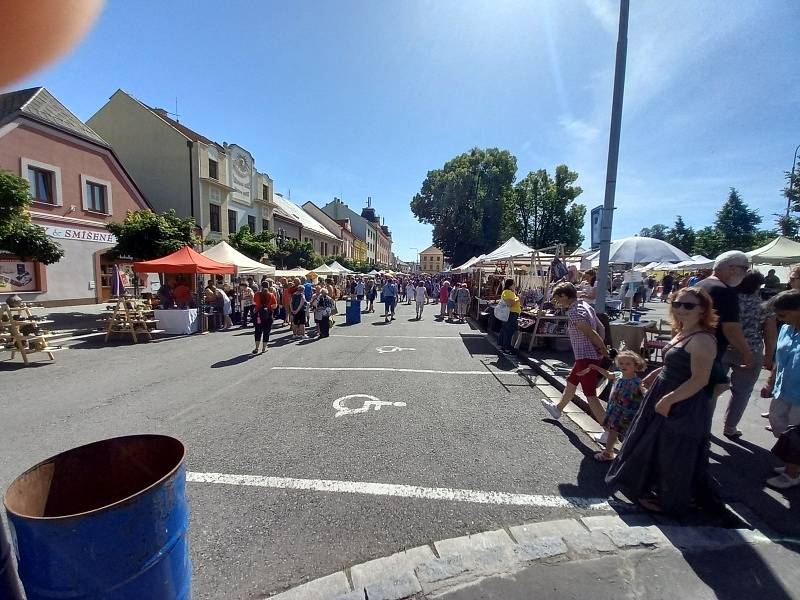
766,473,800,489
594,431,609,444
540,399,562,420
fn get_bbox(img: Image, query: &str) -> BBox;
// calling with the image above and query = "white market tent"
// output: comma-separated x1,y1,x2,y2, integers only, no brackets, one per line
327,260,354,274
310,263,337,275
746,236,800,266
451,255,486,273
201,241,276,275
479,237,535,263
367,269,380,276
274,267,310,278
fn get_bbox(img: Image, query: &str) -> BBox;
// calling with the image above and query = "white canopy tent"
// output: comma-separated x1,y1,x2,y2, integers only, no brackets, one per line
367,269,380,276
310,263,337,275
201,241,275,275
746,236,800,266
327,260,354,274
274,267,310,278
451,255,486,273
478,237,535,263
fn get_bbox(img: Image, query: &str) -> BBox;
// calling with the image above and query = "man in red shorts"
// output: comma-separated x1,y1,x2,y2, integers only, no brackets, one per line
541,282,608,423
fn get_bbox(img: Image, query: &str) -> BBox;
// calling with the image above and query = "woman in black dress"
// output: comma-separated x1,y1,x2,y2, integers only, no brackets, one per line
606,287,717,514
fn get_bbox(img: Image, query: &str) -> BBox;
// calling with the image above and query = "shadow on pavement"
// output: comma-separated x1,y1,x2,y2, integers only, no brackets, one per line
210,353,256,368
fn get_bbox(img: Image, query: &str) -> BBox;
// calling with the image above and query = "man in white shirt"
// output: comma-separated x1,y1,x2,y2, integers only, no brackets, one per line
415,282,427,320
406,281,416,305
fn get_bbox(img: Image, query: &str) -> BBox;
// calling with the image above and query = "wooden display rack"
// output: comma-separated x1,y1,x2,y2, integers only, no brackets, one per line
0,302,60,366
101,297,163,343
525,312,570,351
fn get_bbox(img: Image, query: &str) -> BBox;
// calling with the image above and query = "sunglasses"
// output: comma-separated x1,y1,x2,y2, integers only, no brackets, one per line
671,301,700,310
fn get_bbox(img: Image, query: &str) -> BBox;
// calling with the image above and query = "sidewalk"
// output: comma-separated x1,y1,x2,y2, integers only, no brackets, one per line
520,299,800,542
269,513,799,600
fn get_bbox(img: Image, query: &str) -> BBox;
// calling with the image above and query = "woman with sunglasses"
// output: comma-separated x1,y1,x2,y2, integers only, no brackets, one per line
606,287,717,514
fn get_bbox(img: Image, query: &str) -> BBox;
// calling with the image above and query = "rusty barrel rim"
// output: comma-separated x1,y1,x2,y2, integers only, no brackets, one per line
4,434,186,521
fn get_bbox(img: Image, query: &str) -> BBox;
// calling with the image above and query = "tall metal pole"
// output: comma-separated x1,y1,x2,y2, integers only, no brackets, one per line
595,0,630,314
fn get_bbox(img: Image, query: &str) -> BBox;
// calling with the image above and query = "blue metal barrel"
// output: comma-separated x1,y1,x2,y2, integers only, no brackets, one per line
4,435,191,600
1,519,23,599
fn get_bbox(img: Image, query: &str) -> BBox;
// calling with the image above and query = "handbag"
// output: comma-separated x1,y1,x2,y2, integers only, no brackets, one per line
494,299,510,322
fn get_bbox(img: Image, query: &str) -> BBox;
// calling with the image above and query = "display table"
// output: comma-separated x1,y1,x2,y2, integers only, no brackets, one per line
154,309,198,335
609,320,657,354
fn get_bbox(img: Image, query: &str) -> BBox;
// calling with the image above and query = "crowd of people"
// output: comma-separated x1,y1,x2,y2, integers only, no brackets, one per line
540,253,800,514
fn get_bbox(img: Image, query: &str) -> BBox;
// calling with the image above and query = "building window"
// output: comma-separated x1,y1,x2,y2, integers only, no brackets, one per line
228,209,237,234
210,204,221,233
208,159,218,180
85,181,107,213
262,184,269,199
248,215,256,233
262,219,269,232
278,228,285,240
27,167,54,204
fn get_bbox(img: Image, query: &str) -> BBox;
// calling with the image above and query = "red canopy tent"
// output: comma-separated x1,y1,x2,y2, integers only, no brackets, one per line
133,246,235,274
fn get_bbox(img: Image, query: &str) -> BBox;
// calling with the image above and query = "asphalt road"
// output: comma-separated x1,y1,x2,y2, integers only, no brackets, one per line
1,302,621,599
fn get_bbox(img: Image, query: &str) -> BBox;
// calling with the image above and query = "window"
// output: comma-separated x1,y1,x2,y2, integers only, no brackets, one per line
28,167,54,204
210,204,221,233
278,228,285,240
262,184,269,199
85,181,107,212
248,215,256,233
228,209,237,234
262,219,269,232
208,158,218,180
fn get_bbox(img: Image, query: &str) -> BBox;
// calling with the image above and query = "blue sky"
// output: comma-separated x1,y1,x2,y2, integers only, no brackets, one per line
9,0,799,262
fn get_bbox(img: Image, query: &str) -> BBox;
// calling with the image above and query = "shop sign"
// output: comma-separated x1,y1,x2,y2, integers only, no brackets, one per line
0,260,38,292
43,225,116,244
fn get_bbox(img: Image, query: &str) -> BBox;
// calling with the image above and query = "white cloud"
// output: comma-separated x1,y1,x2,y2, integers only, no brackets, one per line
559,116,601,143
582,0,618,34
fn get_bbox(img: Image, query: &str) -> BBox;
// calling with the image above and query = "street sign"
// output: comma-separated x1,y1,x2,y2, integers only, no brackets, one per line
590,206,603,250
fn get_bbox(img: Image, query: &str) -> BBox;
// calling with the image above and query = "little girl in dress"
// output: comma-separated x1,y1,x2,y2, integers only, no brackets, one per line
579,349,647,461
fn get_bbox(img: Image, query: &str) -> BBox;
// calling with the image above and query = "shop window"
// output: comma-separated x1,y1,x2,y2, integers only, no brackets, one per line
228,209,237,234
208,158,218,180
248,215,256,233
210,204,221,232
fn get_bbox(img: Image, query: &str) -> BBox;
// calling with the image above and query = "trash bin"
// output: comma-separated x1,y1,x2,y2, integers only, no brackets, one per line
346,298,362,325
4,435,191,600
0,521,23,600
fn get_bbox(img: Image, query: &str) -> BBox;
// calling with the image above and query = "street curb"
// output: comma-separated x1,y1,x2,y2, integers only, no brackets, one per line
265,515,775,600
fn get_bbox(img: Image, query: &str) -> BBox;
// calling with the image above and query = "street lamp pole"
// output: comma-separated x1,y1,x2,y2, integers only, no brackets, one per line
409,247,419,273
786,144,800,219
595,0,630,314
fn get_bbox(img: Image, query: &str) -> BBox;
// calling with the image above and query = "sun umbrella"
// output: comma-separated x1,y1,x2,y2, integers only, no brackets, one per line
586,236,691,265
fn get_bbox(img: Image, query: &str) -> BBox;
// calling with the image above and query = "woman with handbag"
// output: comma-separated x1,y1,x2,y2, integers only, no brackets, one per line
312,287,334,338
498,279,521,354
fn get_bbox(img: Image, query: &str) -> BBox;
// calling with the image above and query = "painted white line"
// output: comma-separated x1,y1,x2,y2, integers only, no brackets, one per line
271,366,525,376
330,335,467,340
186,471,609,510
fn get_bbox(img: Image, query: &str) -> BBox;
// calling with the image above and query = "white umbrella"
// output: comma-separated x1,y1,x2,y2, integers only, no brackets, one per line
586,236,691,265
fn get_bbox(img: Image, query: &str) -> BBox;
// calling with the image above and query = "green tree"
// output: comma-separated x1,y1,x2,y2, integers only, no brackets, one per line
411,147,517,266
714,187,762,251
639,224,669,240
504,165,586,251
693,226,725,258
106,209,198,260
666,216,696,254
0,170,64,264
777,156,800,238
267,239,320,269
227,226,275,262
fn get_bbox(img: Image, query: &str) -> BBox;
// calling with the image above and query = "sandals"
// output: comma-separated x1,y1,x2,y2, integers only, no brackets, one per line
593,451,615,462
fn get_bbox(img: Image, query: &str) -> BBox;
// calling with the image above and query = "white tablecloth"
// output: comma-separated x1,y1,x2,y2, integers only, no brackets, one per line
154,309,198,335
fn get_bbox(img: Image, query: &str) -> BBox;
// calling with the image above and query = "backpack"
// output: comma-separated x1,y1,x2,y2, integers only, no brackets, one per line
494,299,510,322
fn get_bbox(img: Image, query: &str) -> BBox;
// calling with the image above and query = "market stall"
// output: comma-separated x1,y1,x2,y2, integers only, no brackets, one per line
133,246,235,336
201,241,275,276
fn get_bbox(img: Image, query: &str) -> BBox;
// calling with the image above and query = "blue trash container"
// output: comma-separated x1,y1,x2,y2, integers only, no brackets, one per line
346,299,362,325
4,435,191,600
0,520,23,600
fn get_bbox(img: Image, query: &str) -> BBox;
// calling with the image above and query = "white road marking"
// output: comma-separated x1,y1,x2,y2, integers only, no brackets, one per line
186,471,610,510
375,345,416,353
333,394,406,417
272,366,526,376
330,335,467,340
